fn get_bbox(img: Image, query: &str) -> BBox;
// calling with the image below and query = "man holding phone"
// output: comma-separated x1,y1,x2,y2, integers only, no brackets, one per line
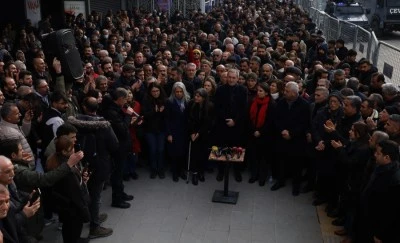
0,155,41,242
0,137,83,240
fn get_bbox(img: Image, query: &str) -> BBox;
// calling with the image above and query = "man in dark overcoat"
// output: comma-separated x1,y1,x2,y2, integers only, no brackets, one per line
271,81,310,196
213,68,248,182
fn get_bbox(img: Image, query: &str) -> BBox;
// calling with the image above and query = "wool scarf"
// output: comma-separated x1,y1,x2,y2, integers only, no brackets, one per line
249,96,270,129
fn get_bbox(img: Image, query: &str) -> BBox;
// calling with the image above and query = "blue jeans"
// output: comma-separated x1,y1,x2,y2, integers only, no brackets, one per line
88,178,105,228
145,132,166,171
124,152,137,176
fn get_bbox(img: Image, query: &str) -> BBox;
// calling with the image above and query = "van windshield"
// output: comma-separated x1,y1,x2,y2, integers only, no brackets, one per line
387,0,398,6
335,6,364,14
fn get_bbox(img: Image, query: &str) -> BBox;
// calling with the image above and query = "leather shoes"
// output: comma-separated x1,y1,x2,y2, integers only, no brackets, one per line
198,173,205,182
248,177,257,184
300,184,313,194
327,208,341,218
292,186,300,196
158,171,165,179
312,198,327,206
130,172,138,180
122,193,134,201
334,229,347,236
271,182,284,191
325,203,336,213
123,174,130,181
150,170,157,179
192,173,198,185
216,172,224,181
340,237,353,243
332,217,345,226
111,201,131,209
258,180,266,187
234,171,242,182
180,172,187,180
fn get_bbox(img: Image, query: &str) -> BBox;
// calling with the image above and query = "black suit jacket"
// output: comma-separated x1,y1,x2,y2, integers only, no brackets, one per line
274,96,310,153
1,207,20,243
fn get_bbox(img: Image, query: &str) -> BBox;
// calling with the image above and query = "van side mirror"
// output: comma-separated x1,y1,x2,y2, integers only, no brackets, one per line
366,8,371,14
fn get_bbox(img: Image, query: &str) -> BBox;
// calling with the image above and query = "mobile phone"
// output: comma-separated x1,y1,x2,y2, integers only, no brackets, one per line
74,143,81,152
82,162,90,173
30,188,41,205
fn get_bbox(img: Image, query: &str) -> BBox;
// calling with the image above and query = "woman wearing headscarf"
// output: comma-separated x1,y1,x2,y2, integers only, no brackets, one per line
187,88,214,185
247,82,276,186
165,82,190,182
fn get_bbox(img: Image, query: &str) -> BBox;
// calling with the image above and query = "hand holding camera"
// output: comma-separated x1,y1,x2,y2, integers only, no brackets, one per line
67,148,84,167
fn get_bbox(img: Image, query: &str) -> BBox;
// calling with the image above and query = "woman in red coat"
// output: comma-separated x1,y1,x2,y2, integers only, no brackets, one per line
247,82,276,186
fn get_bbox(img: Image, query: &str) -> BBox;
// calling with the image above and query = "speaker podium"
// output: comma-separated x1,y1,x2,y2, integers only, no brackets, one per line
209,148,245,205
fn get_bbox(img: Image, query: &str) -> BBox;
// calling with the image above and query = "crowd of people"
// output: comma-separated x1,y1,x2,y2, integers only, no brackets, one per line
0,0,399,242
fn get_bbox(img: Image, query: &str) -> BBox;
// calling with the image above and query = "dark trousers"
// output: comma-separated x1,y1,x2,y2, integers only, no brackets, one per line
41,187,54,220
247,139,268,181
145,132,166,171
124,152,137,176
170,155,185,176
304,145,317,187
315,174,337,204
61,217,83,243
273,154,304,187
111,152,126,201
88,178,105,229
189,139,208,173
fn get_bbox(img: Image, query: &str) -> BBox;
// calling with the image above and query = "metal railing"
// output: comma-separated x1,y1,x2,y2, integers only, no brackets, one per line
296,1,400,84
131,0,200,17
375,42,400,84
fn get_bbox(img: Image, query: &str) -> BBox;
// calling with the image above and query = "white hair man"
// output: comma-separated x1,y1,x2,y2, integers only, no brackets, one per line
272,81,310,196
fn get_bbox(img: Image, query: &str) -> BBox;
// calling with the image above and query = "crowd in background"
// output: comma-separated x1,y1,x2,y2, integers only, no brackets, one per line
0,0,399,242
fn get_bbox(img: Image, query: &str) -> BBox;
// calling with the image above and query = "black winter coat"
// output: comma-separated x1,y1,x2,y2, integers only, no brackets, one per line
68,115,119,181
101,95,131,152
274,96,310,153
165,99,188,157
52,156,90,224
214,84,248,147
335,140,370,194
142,96,166,133
359,162,400,243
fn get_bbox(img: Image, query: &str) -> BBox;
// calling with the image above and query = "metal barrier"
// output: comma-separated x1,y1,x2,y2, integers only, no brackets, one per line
338,21,357,50
302,5,400,85
171,0,200,16
356,26,372,60
375,42,400,83
370,32,379,65
132,0,154,12
324,14,340,41
131,0,198,17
